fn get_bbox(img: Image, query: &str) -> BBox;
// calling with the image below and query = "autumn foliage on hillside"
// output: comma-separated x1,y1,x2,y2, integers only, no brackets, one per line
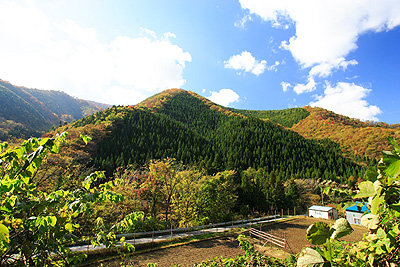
134,88,187,111
292,106,400,161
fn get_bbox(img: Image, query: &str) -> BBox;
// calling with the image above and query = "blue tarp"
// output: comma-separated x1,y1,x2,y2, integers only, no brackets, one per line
346,202,369,213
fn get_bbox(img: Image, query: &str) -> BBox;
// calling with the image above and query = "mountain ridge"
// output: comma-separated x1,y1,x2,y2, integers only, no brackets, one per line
132,89,400,163
0,79,109,140
59,89,366,184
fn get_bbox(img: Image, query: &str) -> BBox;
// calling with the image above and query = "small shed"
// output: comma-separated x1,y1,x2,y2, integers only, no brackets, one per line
308,205,338,220
346,203,368,225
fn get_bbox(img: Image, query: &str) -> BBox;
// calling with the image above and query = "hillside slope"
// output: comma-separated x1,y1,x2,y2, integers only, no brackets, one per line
0,79,108,140
292,106,400,161
227,107,310,128
65,89,364,182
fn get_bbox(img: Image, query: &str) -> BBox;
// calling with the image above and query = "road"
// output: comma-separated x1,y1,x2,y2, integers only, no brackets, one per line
68,216,284,253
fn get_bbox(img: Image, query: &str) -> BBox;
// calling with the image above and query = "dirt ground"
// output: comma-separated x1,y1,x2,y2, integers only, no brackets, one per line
98,236,244,267
94,216,367,267
255,216,367,255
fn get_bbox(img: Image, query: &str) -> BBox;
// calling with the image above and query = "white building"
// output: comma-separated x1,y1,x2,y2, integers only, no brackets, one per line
346,203,368,225
308,205,338,220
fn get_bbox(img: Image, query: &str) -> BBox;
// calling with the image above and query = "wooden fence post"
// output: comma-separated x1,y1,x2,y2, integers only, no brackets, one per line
152,228,154,247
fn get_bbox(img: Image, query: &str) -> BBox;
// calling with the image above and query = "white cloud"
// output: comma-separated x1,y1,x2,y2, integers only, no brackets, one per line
234,14,253,29
239,0,400,98
310,82,382,121
293,77,317,94
240,0,400,67
207,89,240,107
281,81,291,92
309,58,358,78
224,51,267,76
267,60,280,71
0,2,191,105
140,27,157,39
293,58,358,94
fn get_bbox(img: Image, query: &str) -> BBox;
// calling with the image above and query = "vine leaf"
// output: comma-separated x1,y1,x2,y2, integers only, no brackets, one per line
361,214,379,230
387,136,400,153
355,181,375,199
331,218,353,240
0,223,9,244
297,247,327,267
306,222,333,245
382,150,400,179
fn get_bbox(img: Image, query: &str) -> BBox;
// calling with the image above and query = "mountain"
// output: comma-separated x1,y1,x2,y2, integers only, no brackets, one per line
225,105,400,164
227,107,310,128
291,106,400,162
62,89,365,184
0,79,109,140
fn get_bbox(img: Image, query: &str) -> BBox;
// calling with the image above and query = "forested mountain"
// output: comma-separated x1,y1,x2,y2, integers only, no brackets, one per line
0,79,108,140
41,88,398,223
291,106,400,161
227,107,310,128
65,89,365,184
224,102,400,163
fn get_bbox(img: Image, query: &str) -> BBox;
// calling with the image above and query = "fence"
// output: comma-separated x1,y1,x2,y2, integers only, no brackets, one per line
116,215,280,241
250,228,286,248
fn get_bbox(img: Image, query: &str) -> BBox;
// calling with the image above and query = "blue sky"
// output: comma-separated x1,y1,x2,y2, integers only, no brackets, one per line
0,1,399,123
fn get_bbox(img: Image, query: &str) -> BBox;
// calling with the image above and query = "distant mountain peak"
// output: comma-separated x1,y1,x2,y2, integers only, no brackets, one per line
0,79,108,140
135,88,187,110
135,88,245,119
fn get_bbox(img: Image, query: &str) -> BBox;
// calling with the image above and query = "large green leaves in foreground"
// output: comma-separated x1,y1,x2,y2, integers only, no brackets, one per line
298,137,400,266
0,133,141,266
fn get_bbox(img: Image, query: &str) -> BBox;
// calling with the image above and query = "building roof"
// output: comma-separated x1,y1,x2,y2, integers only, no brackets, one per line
346,202,369,213
308,205,334,212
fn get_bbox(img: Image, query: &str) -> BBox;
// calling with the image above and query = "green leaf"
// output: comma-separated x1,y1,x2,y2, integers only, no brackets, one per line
389,202,400,212
370,191,384,215
376,228,387,239
364,166,378,182
80,133,92,145
297,247,327,267
65,223,74,232
20,173,30,184
0,142,8,151
387,136,400,153
355,181,375,199
39,138,50,146
48,216,57,227
382,151,400,179
0,223,9,244
8,195,18,207
331,218,353,240
306,222,333,245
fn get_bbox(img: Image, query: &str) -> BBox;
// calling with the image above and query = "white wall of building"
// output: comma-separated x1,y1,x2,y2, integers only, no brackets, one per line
346,211,363,225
